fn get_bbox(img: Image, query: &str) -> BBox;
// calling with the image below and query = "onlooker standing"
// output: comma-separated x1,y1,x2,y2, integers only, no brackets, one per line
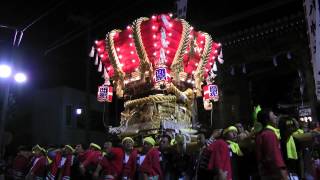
255,109,288,180
235,123,250,141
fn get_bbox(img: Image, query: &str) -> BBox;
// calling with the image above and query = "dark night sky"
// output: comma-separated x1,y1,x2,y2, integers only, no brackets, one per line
0,0,303,94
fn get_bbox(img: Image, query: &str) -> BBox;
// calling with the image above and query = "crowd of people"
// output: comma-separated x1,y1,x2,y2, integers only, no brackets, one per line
1,109,320,180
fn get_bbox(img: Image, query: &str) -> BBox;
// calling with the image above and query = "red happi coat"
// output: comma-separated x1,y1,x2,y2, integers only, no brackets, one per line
122,149,138,179
77,151,87,163
82,150,102,168
12,154,29,179
61,154,74,180
30,155,48,178
207,139,232,180
255,129,286,177
99,147,124,179
139,148,162,179
47,152,62,179
47,152,74,180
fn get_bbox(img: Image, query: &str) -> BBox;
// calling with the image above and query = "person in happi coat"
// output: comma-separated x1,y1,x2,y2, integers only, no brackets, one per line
207,129,233,180
26,144,48,180
122,137,139,180
60,145,75,180
136,136,162,180
71,143,87,180
12,145,32,180
79,143,102,179
93,141,124,180
222,126,245,180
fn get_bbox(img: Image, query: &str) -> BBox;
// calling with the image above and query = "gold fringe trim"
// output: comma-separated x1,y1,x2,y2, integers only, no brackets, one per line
170,19,191,82
132,17,153,79
194,32,212,96
106,29,125,96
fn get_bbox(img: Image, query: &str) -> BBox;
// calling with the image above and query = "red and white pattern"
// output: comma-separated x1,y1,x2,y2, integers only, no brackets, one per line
97,85,113,102
203,84,219,101
92,14,222,87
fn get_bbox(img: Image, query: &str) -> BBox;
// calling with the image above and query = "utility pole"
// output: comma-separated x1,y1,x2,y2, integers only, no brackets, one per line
0,81,10,158
85,24,92,143
0,37,16,158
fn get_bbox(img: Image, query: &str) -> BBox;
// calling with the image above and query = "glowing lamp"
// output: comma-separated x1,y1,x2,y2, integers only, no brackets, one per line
203,84,219,102
76,108,82,115
0,65,12,78
14,73,27,83
97,84,113,102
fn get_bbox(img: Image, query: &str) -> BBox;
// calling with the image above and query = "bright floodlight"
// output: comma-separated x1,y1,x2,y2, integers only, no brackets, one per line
14,73,27,83
0,65,12,78
76,108,82,115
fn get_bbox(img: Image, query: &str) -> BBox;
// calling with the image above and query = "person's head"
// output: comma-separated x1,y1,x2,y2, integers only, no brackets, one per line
159,135,171,150
64,145,75,155
17,145,31,157
235,123,244,133
75,144,85,153
257,108,278,127
122,137,134,151
46,144,57,152
211,129,223,139
103,141,112,153
89,143,101,151
299,120,309,131
292,118,300,129
32,145,46,157
223,126,238,141
278,116,297,140
143,136,155,151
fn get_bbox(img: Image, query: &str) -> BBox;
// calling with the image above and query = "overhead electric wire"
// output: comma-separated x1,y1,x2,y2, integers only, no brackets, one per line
0,24,18,46
0,24,16,30
44,2,121,54
21,1,65,33
6,1,66,47
44,0,145,55
205,0,297,28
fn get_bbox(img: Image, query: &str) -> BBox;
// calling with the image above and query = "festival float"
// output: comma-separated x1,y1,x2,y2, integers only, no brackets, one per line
89,13,223,144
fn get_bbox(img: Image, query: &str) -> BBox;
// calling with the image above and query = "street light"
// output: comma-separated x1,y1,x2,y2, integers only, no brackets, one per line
0,65,12,78
0,64,28,83
0,64,27,157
